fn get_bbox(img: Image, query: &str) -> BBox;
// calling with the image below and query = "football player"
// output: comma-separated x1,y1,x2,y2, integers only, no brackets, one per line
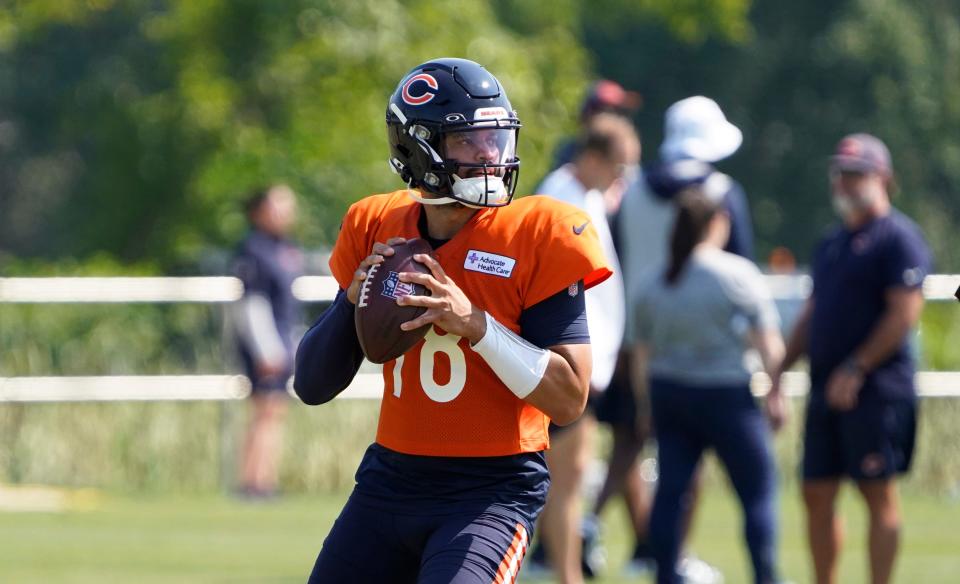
294,58,611,584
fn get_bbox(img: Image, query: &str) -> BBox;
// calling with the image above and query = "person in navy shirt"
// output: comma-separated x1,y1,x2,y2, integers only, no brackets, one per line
771,134,932,584
231,184,304,498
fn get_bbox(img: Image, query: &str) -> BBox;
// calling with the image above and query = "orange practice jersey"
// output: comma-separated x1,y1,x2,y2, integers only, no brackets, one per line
329,190,611,457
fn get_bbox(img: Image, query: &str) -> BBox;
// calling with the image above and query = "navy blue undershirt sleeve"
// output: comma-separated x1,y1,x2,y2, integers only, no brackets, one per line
293,288,364,405
518,280,590,348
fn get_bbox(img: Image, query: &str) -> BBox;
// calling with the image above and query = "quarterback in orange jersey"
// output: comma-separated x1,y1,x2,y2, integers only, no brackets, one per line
295,58,610,584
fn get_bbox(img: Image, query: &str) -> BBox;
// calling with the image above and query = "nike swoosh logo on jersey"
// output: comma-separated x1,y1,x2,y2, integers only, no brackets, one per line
573,221,589,235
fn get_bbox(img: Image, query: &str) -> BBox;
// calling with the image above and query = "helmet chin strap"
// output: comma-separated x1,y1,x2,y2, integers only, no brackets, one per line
406,189,457,205
405,189,482,209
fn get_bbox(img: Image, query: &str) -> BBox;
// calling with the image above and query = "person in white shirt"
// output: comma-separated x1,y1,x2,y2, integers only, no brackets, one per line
528,113,638,584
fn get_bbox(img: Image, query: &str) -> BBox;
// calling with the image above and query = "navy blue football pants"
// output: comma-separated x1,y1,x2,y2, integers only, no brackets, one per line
648,378,778,584
308,493,532,584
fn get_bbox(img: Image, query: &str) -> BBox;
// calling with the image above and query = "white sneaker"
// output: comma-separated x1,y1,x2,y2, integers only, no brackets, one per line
678,555,724,584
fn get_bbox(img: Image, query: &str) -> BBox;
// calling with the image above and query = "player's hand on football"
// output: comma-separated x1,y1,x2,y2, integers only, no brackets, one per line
397,253,486,343
826,366,864,411
346,237,407,305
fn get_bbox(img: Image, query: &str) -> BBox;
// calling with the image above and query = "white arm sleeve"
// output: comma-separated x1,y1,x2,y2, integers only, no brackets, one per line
231,293,288,365
471,312,550,399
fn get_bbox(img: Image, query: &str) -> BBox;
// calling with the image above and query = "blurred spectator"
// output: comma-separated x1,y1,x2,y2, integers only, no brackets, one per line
766,247,797,275
771,134,932,584
632,181,787,584
231,184,303,499
599,95,757,579
527,113,638,583
551,80,642,170
654,95,753,259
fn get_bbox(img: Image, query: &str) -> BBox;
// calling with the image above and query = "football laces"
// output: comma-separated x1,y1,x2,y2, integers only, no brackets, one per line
357,263,379,308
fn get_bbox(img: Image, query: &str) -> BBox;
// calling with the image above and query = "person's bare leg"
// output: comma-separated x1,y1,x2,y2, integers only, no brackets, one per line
239,396,263,491
592,425,643,517
542,415,596,584
857,479,901,584
623,456,652,545
240,392,288,493
803,479,843,584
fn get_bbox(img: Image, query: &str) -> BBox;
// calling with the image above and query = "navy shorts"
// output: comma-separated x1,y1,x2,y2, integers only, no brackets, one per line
310,495,532,584
308,444,548,584
239,346,291,394
802,395,917,481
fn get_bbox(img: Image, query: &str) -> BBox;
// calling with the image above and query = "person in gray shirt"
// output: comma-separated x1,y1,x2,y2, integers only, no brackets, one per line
631,178,787,584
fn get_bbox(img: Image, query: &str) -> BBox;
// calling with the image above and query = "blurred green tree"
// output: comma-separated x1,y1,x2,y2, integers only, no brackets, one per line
2,0,955,271
0,0,592,268
586,0,959,269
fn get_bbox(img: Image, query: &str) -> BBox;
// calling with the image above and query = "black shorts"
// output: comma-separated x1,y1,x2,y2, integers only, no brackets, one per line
802,395,917,481
594,370,642,429
594,351,649,432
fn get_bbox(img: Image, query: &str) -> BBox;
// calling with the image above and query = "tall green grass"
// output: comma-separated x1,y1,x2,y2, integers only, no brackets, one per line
1,300,958,493
0,303,225,375
2,397,959,494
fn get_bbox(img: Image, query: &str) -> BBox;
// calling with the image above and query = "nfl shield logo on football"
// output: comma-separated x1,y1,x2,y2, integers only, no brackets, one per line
381,271,415,300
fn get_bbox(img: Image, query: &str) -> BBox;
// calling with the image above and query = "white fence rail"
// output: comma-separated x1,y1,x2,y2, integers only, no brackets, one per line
0,373,384,403
1,371,957,403
1,275,957,403
0,276,244,303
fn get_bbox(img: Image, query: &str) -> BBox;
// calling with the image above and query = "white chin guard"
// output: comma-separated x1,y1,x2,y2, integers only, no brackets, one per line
451,175,508,206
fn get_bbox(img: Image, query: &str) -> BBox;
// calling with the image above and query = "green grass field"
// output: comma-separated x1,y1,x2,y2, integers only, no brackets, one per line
1,486,958,583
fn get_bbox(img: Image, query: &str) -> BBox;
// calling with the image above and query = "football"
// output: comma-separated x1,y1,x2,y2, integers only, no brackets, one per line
354,238,434,364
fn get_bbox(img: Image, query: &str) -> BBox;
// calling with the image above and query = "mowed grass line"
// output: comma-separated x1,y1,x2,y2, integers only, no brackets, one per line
1,489,958,583
0,494,336,584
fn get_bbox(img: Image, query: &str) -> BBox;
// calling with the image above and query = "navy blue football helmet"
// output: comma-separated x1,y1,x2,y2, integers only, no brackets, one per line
386,58,521,207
